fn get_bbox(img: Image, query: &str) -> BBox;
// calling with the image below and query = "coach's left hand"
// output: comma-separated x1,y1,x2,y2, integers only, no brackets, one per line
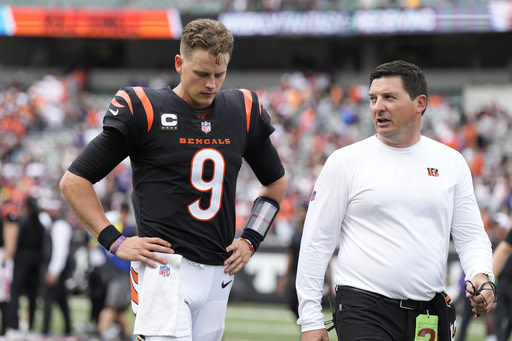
466,273,496,315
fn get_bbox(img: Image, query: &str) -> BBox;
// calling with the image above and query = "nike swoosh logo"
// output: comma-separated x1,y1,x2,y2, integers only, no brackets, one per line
109,108,119,116
221,280,232,289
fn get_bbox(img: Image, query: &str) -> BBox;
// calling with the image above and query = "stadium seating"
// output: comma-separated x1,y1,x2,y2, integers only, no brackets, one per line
0,0,495,12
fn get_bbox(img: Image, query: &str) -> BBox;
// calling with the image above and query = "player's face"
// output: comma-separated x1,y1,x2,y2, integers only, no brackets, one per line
174,49,229,109
368,76,426,147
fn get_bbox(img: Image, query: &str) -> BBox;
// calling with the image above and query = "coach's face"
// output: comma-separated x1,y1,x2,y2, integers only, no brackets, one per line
368,76,426,148
174,49,229,109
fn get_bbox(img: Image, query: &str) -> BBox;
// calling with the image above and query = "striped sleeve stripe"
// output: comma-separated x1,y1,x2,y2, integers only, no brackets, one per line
114,89,133,114
113,88,154,132
240,89,253,133
133,87,154,132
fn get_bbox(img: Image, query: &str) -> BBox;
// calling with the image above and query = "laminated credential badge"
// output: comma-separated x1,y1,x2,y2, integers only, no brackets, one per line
414,314,438,341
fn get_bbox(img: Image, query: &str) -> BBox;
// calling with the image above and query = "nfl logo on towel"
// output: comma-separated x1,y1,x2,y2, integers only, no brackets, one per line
159,265,171,277
201,121,211,133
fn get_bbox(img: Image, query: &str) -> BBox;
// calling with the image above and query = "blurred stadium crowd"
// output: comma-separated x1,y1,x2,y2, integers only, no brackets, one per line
0,0,493,12
1,0,512,339
2,65,512,244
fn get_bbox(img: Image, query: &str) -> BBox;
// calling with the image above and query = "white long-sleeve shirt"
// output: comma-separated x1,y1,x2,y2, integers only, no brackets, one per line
296,135,493,332
47,218,72,277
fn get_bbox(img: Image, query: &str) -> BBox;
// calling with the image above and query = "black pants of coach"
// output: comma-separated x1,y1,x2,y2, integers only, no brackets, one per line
493,279,512,341
42,274,72,335
334,286,455,341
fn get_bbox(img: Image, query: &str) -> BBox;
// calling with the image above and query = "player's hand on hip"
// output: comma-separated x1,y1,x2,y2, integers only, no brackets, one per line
115,236,174,268
224,238,252,275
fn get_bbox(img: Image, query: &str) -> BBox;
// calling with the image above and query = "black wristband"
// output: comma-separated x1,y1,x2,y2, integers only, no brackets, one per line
241,228,263,252
97,224,123,250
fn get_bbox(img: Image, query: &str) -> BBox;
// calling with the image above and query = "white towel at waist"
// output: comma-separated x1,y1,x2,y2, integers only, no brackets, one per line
132,253,191,337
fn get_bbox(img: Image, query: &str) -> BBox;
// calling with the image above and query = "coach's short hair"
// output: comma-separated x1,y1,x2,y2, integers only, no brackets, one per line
370,60,428,115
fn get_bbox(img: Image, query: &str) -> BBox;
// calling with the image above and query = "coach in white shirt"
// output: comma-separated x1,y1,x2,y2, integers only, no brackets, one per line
296,60,495,341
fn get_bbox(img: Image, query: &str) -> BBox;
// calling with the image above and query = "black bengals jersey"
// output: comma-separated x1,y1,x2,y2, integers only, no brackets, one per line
97,86,283,265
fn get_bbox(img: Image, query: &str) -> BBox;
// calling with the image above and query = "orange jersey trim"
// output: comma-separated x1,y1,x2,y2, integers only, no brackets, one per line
114,90,133,114
112,88,153,132
133,87,154,132
240,89,252,133
111,98,124,108
130,266,139,306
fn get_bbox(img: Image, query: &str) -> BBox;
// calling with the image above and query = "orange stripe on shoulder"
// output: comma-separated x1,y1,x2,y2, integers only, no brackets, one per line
240,89,252,133
114,90,133,114
111,98,124,108
133,87,154,132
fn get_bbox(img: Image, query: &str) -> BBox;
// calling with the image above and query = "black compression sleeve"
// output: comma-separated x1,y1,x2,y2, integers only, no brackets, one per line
67,129,130,184
244,137,285,186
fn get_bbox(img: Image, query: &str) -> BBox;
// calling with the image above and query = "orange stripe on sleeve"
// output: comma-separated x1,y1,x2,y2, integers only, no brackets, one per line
133,87,154,132
240,89,253,133
111,98,125,108
115,90,133,114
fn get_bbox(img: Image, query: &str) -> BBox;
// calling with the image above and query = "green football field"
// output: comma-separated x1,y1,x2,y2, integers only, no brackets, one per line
224,303,491,341
21,296,493,340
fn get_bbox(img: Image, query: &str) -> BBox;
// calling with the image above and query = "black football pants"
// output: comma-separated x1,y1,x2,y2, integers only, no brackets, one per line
334,286,450,341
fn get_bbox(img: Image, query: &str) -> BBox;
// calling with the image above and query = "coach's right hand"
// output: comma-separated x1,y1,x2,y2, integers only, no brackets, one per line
301,329,330,341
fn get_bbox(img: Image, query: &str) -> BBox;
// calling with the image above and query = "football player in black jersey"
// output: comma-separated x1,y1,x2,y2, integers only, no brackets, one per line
60,18,287,341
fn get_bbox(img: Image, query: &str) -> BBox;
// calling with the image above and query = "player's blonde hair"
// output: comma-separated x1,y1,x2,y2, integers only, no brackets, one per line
180,18,234,65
